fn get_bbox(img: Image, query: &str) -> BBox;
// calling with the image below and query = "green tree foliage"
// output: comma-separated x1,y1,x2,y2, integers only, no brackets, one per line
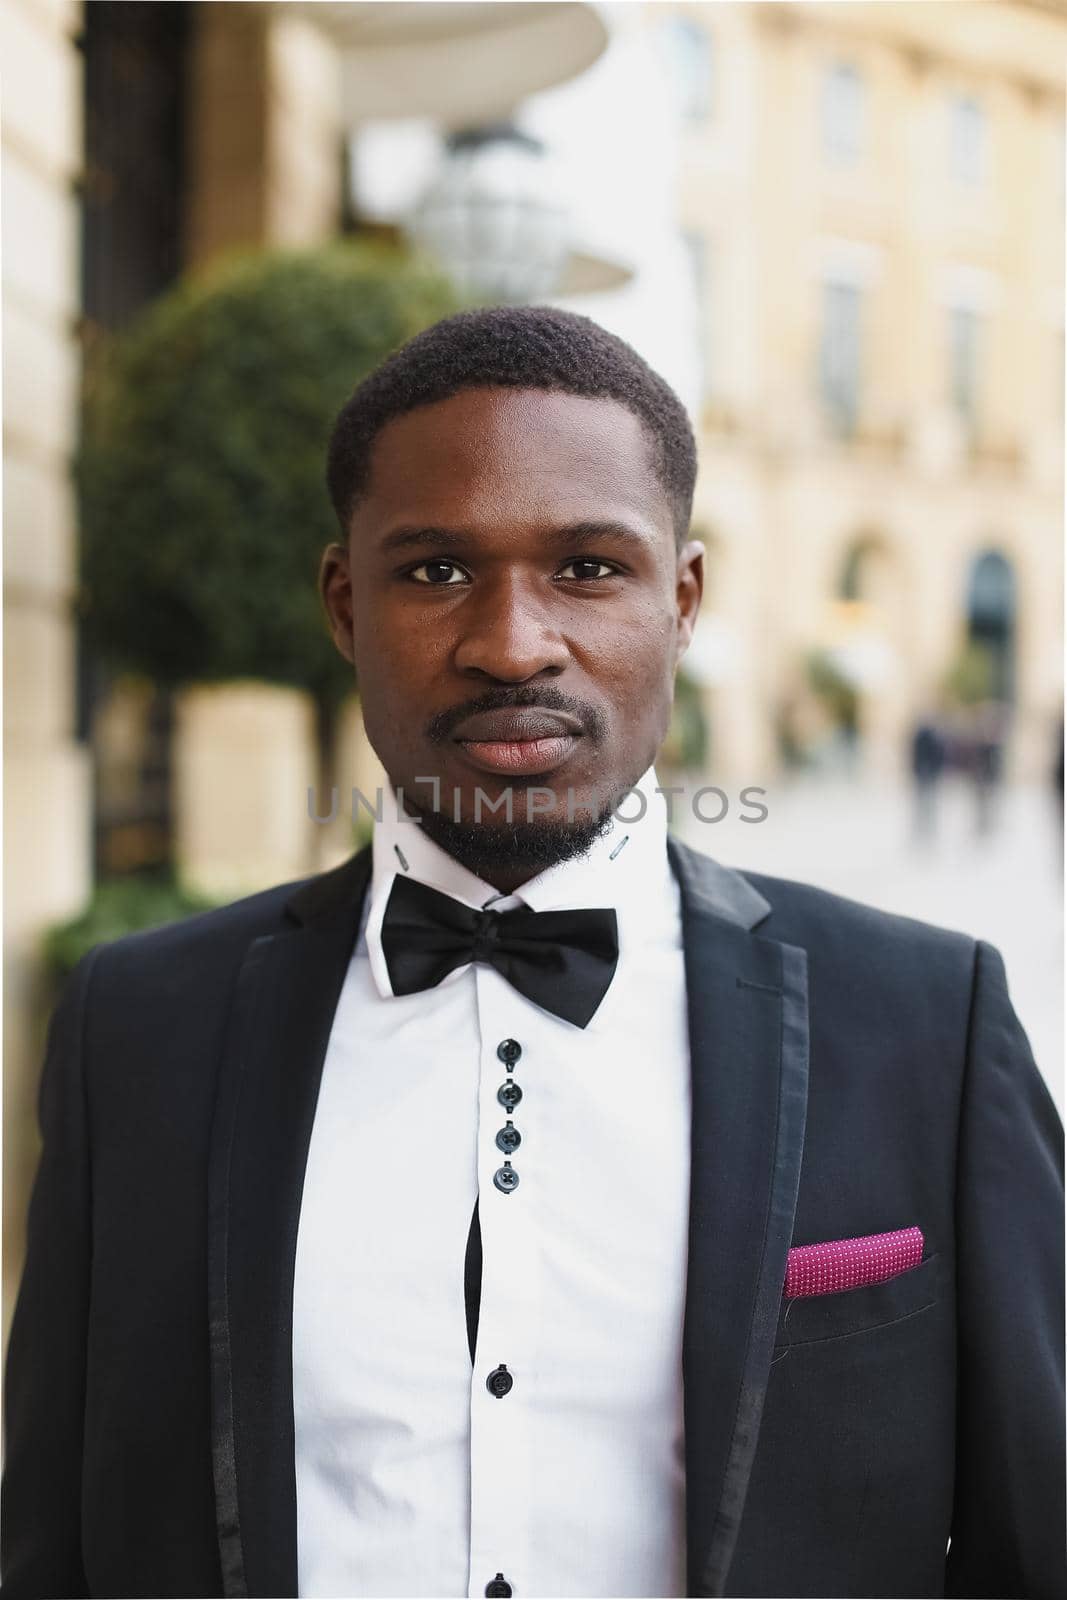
943,639,996,707
78,241,459,708
806,647,859,733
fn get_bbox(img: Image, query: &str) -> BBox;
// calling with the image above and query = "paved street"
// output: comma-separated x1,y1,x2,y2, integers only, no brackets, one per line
674,776,1064,1112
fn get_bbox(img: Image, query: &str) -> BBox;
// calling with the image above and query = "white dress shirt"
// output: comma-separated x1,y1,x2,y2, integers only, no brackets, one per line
292,765,692,1598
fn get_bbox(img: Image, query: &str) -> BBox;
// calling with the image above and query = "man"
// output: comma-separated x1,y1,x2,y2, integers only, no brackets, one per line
2,306,1064,1600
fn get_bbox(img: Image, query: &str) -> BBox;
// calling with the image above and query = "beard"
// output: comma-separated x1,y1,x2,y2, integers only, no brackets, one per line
409,790,617,879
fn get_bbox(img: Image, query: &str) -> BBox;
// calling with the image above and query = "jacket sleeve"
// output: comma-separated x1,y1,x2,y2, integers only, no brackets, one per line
946,939,1066,1600
1,949,100,1598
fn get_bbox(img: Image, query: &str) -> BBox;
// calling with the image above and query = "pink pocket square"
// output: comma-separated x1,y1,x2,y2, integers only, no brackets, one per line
783,1225,924,1298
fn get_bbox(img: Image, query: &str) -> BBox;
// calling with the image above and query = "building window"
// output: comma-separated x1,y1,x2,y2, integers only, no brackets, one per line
966,550,1015,702
949,94,987,187
660,16,714,123
819,279,862,437
684,230,712,396
948,304,981,430
821,62,865,166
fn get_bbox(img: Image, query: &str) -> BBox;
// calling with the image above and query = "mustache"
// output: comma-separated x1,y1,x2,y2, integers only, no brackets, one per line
425,684,607,744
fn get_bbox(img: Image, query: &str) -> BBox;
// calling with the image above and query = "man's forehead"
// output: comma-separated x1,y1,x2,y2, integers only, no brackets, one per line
359,387,664,518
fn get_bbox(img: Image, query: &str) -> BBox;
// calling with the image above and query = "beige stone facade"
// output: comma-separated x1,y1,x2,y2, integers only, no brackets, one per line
665,0,1065,782
186,5,344,266
1,0,91,1331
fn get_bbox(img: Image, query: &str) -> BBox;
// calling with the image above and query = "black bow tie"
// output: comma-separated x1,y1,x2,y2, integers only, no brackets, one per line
380,874,620,1028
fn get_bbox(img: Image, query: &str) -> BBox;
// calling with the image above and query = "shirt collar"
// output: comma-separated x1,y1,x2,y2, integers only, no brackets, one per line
362,765,671,1000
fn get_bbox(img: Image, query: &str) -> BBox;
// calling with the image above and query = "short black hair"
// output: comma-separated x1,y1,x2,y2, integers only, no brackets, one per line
326,304,697,547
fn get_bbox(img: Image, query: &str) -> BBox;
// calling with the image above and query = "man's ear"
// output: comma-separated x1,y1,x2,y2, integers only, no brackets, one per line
319,541,356,666
674,538,704,666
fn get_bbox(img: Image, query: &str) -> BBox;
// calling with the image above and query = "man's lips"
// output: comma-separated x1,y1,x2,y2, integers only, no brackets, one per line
456,735,579,776
450,708,584,778
450,707,584,742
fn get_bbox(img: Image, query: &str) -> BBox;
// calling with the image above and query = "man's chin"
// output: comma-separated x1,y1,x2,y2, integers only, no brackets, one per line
412,803,615,880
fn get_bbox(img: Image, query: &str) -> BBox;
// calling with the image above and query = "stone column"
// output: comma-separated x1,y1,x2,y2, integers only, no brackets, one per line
176,3,345,894
1,0,92,1336
174,683,318,900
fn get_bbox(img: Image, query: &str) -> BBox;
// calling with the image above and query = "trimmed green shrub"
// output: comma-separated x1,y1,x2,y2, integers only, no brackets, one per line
78,239,458,708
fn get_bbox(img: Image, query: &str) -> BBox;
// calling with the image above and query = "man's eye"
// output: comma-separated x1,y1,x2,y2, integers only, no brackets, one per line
408,560,469,585
557,558,617,581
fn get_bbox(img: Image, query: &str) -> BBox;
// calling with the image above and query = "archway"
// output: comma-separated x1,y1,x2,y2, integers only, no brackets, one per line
965,549,1016,703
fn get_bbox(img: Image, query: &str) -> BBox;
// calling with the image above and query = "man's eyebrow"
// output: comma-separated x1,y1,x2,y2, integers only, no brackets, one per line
548,520,655,548
378,520,655,553
378,525,474,553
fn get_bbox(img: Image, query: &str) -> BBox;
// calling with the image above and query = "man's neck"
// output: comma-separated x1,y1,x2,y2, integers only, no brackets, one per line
472,862,539,896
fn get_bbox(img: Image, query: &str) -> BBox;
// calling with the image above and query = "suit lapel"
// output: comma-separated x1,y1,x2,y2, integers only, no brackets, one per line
207,848,372,1598
667,838,810,1599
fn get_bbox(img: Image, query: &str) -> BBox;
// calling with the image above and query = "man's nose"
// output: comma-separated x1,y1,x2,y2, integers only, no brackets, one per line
452,573,570,683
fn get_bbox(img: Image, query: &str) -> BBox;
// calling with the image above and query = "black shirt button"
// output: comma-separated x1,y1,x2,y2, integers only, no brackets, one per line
496,1038,522,1066
486,1364,514,1398
495,1123,521,1154
497,1080,523,1110
493,1165,520,1194
485,1576,512,1597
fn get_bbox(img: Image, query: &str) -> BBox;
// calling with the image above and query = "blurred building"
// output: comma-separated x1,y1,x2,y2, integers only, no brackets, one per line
655,0,1065,783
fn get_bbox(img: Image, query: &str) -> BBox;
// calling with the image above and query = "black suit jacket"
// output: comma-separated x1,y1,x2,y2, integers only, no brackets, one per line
2,839,1064,1599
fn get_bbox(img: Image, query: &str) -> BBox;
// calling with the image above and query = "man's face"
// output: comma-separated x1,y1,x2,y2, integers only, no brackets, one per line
321,386,703,881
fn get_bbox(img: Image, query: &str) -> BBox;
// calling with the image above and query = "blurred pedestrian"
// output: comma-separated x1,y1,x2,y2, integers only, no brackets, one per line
910,716,946,842
969,702,1008,837
1052,712,1063,869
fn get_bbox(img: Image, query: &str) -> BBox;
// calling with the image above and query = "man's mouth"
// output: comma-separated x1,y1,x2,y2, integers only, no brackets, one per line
450,707,583,778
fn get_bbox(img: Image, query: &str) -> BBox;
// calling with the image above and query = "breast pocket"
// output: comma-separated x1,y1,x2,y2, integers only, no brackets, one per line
774,1251,942,1347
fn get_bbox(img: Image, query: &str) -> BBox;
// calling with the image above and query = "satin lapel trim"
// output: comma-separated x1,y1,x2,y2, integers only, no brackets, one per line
668,840,810,1599
208,850,371,1599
